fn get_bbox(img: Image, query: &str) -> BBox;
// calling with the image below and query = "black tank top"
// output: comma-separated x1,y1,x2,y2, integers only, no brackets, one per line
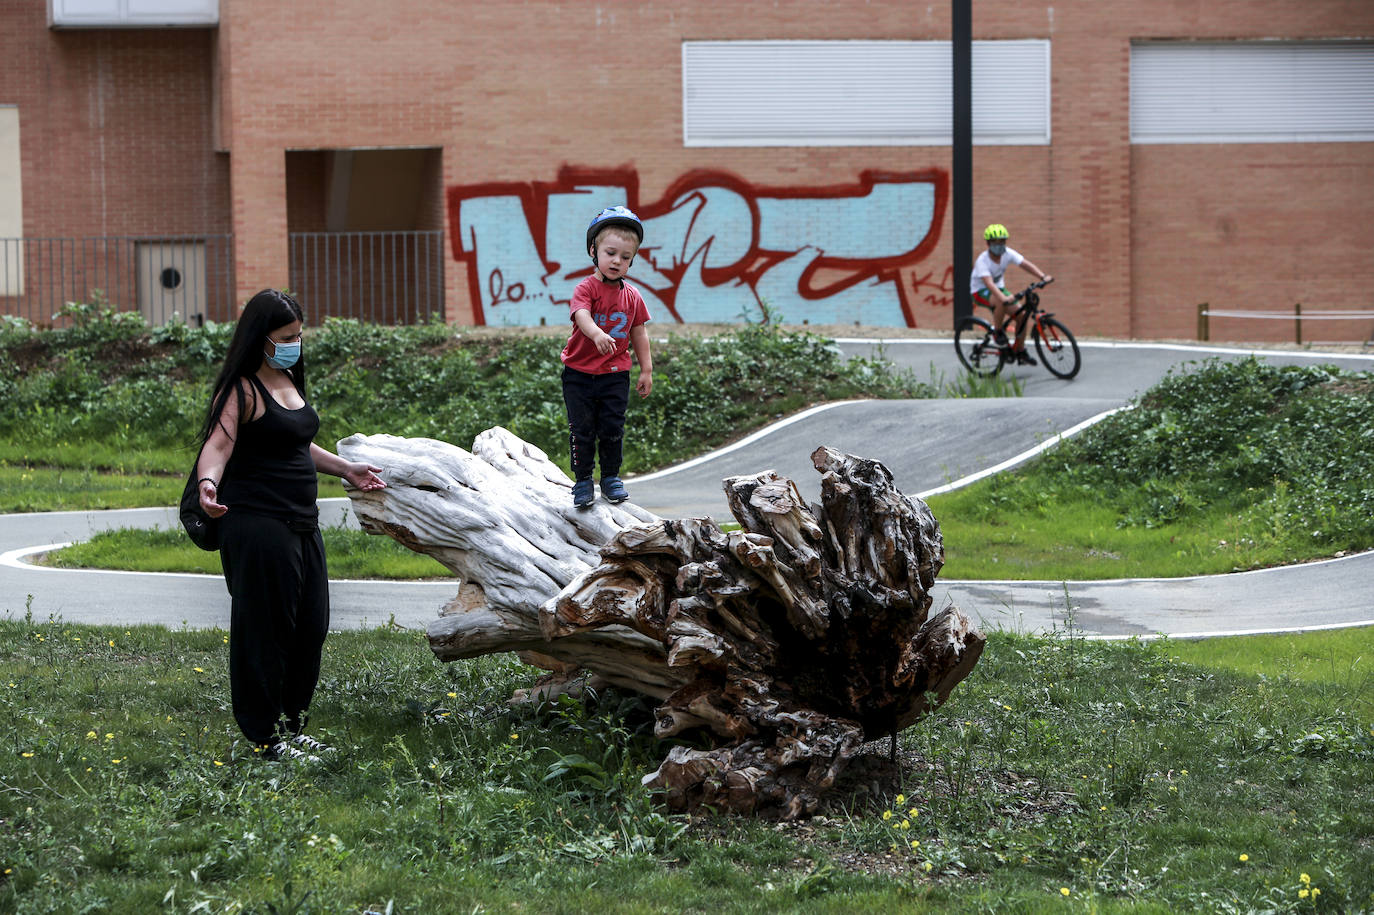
220,374,320,524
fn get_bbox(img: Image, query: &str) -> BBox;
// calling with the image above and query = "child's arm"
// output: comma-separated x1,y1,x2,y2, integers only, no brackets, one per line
629,323,653,397
572,308,616,355
982,273,1015,307
1019,259,1051,283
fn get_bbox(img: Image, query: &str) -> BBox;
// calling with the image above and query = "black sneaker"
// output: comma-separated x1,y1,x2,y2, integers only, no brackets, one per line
1014,350,1038,366
572,478,595,509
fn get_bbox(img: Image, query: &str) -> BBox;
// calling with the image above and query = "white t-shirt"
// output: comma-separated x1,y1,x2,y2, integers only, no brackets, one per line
969,247,1024,295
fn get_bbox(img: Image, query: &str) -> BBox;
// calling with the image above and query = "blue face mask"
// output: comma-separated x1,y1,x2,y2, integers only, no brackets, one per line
988,242,1007,257
265,339,301,370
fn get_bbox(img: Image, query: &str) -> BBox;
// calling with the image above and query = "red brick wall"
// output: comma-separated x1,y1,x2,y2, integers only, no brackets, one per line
0,4,229,318
1132,143,1374,342
4,0,1373,339
1120,0,1374,342
2,7,227,238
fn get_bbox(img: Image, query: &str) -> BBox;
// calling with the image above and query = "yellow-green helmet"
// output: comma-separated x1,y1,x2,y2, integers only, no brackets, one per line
983,224,1009,241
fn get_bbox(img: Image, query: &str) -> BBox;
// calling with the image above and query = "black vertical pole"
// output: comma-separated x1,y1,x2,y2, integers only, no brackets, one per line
952,0,973,326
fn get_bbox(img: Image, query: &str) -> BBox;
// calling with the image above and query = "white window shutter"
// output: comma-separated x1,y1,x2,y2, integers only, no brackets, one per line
1131,41,1374,144
683,40,1051,147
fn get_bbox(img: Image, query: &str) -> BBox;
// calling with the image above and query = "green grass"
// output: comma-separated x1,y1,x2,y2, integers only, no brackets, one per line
40,525,451,579
929,486,1335,580
929,357,1374,579
1161,626,1374,688
0,461,184,514
3,615,1370,913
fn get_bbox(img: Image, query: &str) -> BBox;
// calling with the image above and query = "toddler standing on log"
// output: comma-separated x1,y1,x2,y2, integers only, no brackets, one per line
559,205,654,508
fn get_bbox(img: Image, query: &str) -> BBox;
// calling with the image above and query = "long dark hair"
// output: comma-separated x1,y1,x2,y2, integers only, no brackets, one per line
196,289,307,445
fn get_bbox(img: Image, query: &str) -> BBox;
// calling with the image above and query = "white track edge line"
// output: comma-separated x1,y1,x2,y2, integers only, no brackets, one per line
0,541,450,586
627,399,867,482
914,407,1127,498
833,338,1374,360
3,496,354,521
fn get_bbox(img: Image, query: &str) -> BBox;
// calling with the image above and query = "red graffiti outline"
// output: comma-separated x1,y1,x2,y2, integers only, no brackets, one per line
447,165,947,327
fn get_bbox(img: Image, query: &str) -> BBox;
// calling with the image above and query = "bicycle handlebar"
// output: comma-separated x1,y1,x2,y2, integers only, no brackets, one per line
1009,277,1055,303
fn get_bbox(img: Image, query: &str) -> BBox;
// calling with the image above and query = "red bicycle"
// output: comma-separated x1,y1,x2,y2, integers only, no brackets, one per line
954,278,1081,379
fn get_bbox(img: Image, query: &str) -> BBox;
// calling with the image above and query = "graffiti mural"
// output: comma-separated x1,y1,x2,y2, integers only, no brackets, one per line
447,166,948,327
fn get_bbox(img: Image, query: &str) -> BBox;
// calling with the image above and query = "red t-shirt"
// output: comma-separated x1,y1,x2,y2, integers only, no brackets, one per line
560,276,651,374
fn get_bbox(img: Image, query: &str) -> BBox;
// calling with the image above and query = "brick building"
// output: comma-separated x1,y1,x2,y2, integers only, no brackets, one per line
2,1,1372,342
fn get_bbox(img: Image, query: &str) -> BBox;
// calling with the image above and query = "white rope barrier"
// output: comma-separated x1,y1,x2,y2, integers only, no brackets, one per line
1197,303,1374,344
1200,309,1374,319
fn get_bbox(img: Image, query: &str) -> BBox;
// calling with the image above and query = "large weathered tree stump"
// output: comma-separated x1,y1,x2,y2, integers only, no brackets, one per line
338,427,984,818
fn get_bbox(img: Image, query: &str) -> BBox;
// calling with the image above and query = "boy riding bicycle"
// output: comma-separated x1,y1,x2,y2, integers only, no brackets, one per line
970,224,1053,365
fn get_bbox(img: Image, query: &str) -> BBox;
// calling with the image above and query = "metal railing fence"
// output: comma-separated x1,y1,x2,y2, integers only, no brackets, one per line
0,235,235,326
288,230,445,325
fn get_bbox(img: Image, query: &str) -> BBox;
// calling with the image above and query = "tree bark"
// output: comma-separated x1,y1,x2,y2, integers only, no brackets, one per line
338,428,984,817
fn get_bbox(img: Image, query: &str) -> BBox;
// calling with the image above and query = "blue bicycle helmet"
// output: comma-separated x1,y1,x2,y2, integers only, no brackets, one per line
586,206,644,263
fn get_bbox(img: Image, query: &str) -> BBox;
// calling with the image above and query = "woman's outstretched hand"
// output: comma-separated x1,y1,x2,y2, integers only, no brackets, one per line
342,462,387,492
199,480,228,518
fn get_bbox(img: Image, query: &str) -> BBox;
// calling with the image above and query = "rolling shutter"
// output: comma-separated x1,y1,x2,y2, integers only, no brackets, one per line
683,40,1050,147
1131,41,1374,143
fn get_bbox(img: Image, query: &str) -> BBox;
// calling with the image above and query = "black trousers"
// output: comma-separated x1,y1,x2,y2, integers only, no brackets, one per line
219,511,329,745
562,366,630,481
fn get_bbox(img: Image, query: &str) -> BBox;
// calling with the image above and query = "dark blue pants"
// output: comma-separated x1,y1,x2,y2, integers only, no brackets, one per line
562,366,629,481
219,511,329,746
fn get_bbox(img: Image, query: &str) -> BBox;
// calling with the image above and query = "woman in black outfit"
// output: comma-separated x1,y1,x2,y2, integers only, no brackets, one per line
194,289,385,760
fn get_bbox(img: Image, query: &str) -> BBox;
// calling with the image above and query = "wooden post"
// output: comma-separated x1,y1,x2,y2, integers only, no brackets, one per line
1197,303,1209,341
1295,303,1302,345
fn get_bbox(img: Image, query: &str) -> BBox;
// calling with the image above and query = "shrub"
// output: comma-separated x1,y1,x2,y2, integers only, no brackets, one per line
0,310,933,474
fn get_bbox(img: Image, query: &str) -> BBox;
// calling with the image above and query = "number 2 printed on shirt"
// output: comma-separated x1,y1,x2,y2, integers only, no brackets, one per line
598,311,629,339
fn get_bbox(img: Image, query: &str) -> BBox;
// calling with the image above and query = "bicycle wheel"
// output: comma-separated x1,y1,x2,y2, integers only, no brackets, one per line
1033,316,1081,379
954,316,1005,377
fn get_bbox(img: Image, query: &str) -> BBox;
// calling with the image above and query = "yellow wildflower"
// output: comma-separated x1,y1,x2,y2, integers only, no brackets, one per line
1300,873,1311,885
1239,854,1249,863
882,809,893,821
1060,887,1070,896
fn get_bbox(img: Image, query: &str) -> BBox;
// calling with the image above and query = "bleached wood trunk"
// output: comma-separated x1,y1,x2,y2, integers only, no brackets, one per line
339,428,984,817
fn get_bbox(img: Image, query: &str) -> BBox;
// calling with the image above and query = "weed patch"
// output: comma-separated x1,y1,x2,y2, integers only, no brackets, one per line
0,308,936,498
2,613,1371,912
933,357,1374,578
